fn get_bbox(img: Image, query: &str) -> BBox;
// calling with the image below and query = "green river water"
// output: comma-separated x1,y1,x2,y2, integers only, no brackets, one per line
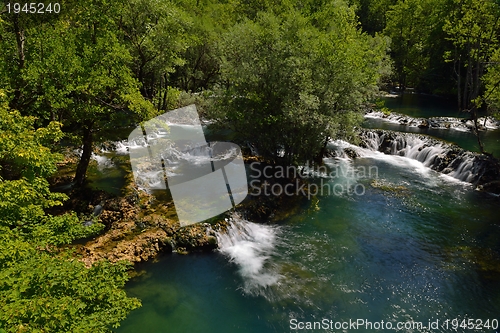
110,95,500,333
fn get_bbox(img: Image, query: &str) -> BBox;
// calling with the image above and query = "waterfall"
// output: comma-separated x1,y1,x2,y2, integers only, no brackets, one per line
356,130,493,184
114,138,147,155
216,214,281,296
396,135,447,167
91,153,114,170
361,131,382,151
447,152,479,183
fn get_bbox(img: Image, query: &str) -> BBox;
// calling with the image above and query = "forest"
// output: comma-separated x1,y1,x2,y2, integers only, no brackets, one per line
1,0,500,331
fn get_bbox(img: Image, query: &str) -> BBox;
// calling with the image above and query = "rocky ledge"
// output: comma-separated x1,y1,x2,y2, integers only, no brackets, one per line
71,186,226,267
365,110,500,131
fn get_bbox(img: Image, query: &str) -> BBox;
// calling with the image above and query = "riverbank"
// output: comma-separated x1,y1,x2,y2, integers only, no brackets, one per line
365,109,500,132
51,151,311,267
54,124,500,268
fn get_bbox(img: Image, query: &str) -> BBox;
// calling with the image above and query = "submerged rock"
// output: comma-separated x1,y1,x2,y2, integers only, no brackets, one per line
477,180,500,195
370,179,409,195
343,147,359,159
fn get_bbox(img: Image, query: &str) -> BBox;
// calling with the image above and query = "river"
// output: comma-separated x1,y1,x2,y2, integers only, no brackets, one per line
113,94,500,333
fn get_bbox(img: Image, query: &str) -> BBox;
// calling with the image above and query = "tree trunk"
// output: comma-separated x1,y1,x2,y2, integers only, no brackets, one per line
456,56,461,111
471,106,487,155
157,74,163,111
13,14,25,69
11,14,25,109
162,73,168,110
314,137,330,165
74,123,94,187
471,41,482,104
463,54,471,110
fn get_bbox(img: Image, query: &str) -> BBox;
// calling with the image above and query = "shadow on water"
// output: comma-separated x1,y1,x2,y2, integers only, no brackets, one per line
382,94,460,118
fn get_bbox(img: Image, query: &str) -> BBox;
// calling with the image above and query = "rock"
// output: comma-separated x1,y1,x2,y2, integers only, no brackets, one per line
83,220,93,227
173,224,219,252
79,227,174,267
92,204,103,216
430,120,440,128
418,119,430,128
477,180,500,195
343,147,359,159
135,221,146,229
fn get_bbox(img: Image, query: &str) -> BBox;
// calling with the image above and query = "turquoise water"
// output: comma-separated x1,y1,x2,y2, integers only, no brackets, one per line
116,95,500,333
117,155,500,333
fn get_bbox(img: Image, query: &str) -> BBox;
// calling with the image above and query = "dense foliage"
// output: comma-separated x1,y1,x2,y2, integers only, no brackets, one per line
355,0,500,153
211,7,389,164
2,0,500,330
2,0,500,169
0,93,140,332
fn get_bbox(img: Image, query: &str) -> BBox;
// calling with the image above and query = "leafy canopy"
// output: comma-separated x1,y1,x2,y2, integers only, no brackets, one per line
0,95,140,332
211,3,389,165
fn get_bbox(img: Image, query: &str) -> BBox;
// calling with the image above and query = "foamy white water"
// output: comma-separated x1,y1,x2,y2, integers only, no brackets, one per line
216,215,282,296
355,132,481,183
328,138,475,187
91,153,114,170
364,111,500,131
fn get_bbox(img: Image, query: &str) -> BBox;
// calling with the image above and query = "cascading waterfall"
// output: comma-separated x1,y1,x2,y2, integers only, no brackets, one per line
356,130,487,183
449,157,476,182
112,123,241,192
395,135,447,167
216,214,282,296
94,119,497,190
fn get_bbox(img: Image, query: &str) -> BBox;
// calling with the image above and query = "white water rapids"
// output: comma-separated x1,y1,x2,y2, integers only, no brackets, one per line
216,215,282,296
358,131,478,183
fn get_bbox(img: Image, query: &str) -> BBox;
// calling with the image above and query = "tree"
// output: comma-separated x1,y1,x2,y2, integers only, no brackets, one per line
0,99,100,243
483,49,500,119
444,0,500,154
0,1,156,186
444,0,500,111
0,236,140,333
119,0,193,108
0,92,141,332
350,0,398,35
211,3,389,165
384,0,445,91
169,0,230,93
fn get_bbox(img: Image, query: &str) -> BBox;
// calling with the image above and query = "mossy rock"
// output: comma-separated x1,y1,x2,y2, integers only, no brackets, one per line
370,179,409,195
